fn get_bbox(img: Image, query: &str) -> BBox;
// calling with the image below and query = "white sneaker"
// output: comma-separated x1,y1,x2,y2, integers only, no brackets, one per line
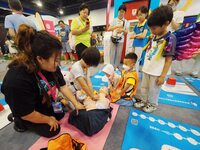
143,103,157,113
190,73,198,78
134,101,145,108
175,72,182,76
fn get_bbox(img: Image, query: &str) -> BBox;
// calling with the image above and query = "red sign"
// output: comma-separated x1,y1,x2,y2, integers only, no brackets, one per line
124,0,149,20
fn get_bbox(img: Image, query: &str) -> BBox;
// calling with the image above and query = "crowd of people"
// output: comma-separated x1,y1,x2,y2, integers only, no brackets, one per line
0,0,199,138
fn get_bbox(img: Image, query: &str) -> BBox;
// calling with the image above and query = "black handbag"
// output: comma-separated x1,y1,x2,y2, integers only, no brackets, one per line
111,36,122,44
111,20,125,44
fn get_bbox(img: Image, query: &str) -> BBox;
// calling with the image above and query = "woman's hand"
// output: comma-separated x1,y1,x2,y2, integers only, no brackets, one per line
60,99,68,106
130,33,136,39
74,102,85,115
113,25,121,30
48,116,59,131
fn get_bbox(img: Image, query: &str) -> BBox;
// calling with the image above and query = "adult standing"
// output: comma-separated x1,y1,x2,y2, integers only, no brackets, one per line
168,0,184,75
108,4,129,67
4,0,37,38
71,3,92,60
58,20,73,60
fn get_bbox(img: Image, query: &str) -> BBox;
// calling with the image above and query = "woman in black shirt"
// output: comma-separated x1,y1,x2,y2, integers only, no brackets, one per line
1,24,84,137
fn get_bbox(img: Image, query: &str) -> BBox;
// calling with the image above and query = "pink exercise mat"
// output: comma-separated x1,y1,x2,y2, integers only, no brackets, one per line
29,103,119,150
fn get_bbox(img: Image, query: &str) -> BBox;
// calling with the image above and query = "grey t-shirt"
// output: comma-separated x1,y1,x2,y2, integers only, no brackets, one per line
60,25,70,42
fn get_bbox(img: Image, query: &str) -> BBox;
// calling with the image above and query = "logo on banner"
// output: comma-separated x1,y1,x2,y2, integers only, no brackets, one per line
45,23,51,30
132,9,137,16
43,20,56,36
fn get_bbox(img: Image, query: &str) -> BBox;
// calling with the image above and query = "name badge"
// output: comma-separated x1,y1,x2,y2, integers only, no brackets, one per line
52,102,63,113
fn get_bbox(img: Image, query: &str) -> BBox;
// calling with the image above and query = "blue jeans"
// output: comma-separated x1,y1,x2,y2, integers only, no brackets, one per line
115,98,136,106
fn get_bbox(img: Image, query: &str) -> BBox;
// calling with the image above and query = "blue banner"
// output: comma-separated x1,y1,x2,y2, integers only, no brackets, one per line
184,76,200,92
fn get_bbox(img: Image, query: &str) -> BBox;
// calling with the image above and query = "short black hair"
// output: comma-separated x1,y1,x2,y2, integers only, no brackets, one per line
168,0,180,4
8,0,22,11
58,20,65,24
137,6,148,14
81,47,100,66
147,5,173,27
79,3,90,15
118,4,127,12
124,52,138,62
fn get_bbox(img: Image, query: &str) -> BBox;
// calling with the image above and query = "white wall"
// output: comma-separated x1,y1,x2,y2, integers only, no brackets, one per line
61,7,114,26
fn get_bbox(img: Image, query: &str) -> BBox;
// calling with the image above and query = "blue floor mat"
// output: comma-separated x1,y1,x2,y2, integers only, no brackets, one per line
184,76,200,92
122,108,200,150
0,98,6,106
159,77,200,111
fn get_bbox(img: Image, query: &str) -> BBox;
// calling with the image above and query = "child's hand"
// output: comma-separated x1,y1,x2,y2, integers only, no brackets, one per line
156,76,165,86
192,49,200,57
130,33,136,39
84,100,96,111
60,99,68,106
74,102,85,115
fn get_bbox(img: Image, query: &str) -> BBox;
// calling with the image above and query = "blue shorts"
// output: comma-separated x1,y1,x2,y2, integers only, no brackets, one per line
62,42,72,53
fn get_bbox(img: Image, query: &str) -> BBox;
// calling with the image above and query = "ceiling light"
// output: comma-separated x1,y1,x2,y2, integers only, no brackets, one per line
36,1,42,7
59,9,64,15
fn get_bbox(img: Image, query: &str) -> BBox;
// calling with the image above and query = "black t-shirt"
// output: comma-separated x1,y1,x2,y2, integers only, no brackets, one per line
1,65,66,117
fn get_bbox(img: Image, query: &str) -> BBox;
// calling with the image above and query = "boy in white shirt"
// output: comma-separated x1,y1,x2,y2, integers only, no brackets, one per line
134,6,176,113
69,47,100,101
